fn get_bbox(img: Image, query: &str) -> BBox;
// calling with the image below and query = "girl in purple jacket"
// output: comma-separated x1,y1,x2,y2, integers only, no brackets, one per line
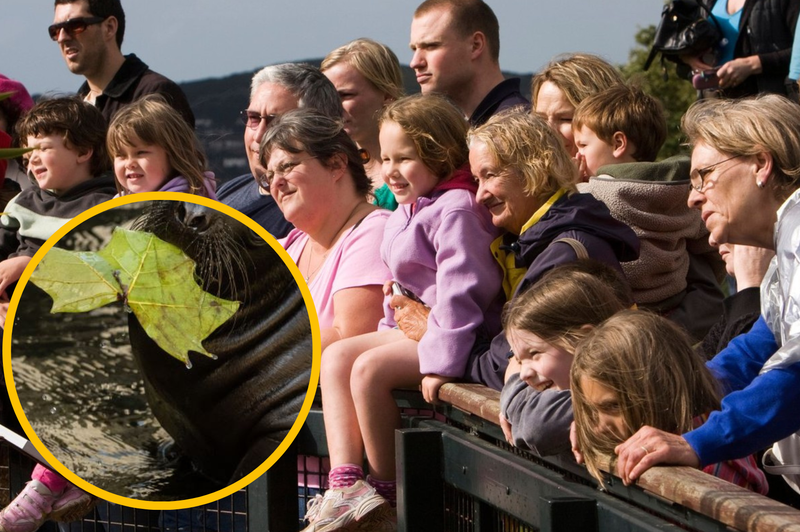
107,95,216,198
303,94,503,531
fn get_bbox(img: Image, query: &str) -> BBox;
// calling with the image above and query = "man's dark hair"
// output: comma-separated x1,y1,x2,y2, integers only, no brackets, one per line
54,0,125,49
414,0,500,63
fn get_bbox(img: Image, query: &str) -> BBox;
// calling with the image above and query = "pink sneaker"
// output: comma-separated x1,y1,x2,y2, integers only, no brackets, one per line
0,480,57,532
50,484,95,522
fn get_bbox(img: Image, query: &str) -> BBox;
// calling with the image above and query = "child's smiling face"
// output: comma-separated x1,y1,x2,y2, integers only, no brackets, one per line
379,120,439,204
24,133,92,194
113,136,172,194
506,327,573,392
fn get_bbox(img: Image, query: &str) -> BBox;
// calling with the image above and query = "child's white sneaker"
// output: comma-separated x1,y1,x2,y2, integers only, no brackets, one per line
301,480,389,531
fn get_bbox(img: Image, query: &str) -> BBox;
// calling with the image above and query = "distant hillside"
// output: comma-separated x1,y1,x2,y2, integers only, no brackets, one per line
180,60,532,183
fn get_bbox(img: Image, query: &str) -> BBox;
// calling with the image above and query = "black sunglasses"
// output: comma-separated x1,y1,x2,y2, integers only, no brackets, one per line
48,16,107,40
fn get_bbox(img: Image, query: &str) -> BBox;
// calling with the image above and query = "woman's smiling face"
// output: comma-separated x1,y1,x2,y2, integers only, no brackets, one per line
470,140,543,234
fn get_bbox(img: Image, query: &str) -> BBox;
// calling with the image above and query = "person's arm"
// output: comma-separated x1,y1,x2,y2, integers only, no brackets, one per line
614,352,800,486
321,285,384,351
500,373,573,455
614,317,795,485
718,0,800,87
417,207,502,378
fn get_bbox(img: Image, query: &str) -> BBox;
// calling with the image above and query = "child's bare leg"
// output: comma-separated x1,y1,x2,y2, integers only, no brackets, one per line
321,330,406,469
351,337,421,481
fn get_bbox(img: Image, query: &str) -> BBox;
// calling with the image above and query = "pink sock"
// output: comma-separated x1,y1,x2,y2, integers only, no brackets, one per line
328,464,363,490
367,475,396,508
31,464,68,494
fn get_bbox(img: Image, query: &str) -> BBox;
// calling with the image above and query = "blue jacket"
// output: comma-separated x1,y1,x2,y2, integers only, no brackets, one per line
686,187,800,465
684,316,800,465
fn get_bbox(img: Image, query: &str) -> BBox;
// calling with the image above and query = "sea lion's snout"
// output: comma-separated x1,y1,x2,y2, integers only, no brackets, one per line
176,202,214,234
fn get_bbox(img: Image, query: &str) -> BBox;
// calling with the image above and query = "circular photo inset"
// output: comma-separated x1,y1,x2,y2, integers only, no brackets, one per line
5,196,319,507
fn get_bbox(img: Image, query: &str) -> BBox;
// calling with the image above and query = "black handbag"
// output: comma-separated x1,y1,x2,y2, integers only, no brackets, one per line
644,0,722,71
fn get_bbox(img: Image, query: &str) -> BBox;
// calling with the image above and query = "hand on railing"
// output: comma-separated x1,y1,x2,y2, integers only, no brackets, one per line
614,426,701,486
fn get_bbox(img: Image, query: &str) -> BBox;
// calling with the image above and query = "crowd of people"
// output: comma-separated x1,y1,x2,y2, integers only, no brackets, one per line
2,0,800,531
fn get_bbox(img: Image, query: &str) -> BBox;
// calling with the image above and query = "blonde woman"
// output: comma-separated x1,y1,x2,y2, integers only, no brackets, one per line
572,310,767,494
322,38,405,210
531,53,624,157
615,95,800,495
392,110,639,391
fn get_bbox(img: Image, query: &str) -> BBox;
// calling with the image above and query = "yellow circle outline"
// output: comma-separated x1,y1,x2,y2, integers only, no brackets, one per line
2,191,321,510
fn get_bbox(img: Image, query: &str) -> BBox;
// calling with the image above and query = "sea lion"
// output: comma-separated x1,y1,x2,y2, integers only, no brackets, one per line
129,200,312,486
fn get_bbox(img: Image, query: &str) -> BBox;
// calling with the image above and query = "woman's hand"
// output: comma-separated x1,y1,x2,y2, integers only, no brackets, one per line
421,374,454,404
733,245,774,289
614,426,701,485
500,413,514,444
716,56,762,89
391,295,429,341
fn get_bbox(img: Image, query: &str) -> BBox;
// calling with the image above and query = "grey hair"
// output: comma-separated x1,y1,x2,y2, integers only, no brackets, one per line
250,63,344,119
259,108,371,198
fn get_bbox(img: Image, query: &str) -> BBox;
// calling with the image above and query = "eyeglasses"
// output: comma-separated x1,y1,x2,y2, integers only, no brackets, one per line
257,156,317,190
239,110,278,130
48,16,107,40
689,154,743,192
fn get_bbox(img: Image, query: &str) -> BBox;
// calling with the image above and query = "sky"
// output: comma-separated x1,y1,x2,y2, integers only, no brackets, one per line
3,1,660,96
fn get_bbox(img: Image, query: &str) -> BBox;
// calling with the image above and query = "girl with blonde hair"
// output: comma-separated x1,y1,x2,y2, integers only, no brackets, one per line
107,95,216,198
571,310,767,493
499,260,631,455
303,93,503,530
322,38,405,209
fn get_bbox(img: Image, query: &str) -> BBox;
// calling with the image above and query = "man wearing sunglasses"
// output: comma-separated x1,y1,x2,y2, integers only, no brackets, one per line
51,0,194,128
216,63,342,238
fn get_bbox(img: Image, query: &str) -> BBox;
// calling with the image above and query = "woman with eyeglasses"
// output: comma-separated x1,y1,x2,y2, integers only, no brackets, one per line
261,109,390,351
613,94,800,498
321,39,405,211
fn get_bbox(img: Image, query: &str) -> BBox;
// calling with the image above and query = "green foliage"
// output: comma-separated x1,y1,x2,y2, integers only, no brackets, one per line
31,228,240,368
620,25,698,159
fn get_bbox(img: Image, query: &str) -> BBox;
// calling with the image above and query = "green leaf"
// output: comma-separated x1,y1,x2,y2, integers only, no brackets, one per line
28,247,120,312
0,92,13,103
0,147,34,160
30,228,241,368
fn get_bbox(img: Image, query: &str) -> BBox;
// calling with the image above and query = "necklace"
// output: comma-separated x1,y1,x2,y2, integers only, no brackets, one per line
302,202,367,282
303,243,330,282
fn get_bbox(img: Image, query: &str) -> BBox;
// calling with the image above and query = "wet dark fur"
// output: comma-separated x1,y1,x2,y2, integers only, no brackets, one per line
129,201,312,485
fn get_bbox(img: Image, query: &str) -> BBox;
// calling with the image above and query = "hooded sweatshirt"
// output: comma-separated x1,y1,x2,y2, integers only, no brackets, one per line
579,156,725,340
0,174,117,260
380,165,504,378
